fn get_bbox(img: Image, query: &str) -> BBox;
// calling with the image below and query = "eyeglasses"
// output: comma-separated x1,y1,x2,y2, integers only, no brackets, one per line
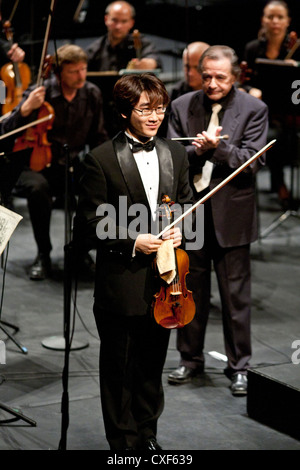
133,107,167,116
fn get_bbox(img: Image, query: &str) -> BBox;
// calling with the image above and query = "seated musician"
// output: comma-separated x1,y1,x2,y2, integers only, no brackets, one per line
85,1,162,72
244,0,300,206
2,44,108,280
85,1,162,137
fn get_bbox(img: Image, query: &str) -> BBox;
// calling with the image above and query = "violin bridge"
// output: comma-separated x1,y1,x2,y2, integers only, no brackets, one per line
170,283,182,295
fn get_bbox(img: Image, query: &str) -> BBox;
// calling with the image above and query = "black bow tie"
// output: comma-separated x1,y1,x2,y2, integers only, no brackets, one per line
127,137,155,153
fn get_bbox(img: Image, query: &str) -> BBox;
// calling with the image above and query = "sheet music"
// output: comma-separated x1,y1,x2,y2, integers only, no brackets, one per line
0,205,23,256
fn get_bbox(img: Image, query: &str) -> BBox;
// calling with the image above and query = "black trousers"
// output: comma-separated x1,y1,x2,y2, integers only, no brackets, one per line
15,162,80,256
179,199,252,376
93,305,170,451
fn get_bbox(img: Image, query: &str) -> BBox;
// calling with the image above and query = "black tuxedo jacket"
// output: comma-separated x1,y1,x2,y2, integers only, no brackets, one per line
167,87,269,247
76,132,194,317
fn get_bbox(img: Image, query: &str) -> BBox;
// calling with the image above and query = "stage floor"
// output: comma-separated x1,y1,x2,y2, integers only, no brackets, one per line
1,166,300,451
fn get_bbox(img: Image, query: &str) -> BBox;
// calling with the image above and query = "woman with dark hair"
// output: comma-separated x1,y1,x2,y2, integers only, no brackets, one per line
75,73,194,451
244,1,300,205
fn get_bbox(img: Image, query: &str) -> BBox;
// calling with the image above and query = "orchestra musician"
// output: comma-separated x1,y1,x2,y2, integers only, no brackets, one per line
85,1,162,138
244,0,300,206
74,73,194,451
3,44,108,280
85,1,161,72
168,41,210,102
160,41,210,137
167,45,269,396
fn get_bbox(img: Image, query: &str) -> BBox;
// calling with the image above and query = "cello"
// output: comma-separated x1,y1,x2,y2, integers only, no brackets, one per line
12,0,56,172
0,20,31,115
153,195,195,329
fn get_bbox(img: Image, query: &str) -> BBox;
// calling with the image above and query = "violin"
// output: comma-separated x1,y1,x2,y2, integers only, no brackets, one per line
152,195,195,329
12,0,56,172
127,29,142,69
285,31,300,60
0,20,31,115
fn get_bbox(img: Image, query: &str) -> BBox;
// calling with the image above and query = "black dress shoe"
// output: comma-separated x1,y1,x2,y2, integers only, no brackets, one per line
142,438,162,451
168,365,203,384
29,254,51,280
230,373,248,396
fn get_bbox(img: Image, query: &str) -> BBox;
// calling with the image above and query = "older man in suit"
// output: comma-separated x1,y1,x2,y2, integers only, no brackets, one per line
75,73,194,451
167,45,269,395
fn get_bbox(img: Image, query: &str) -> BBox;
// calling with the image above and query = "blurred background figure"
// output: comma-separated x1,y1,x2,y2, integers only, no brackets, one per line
85,1,161,72
168,41,210,101
244,0,300,208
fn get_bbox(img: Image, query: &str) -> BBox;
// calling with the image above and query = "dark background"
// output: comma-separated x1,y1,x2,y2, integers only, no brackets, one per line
1,0,300,72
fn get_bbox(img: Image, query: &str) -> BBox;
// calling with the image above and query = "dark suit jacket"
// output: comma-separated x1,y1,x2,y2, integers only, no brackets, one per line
75,131,194,317
167,87,269,248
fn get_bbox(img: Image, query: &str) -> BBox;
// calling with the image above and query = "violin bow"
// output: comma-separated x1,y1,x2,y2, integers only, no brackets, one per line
0,113,54,141
157,139,276,239
36,0,56,86
7,0,20,23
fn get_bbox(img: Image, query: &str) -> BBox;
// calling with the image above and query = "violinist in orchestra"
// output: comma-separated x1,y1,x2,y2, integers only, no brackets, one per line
85,1,161,72
4,44,108,281
85,1,162,138
74,73,194,451
243,0,300,206
167,45,268,396
0,39,24,65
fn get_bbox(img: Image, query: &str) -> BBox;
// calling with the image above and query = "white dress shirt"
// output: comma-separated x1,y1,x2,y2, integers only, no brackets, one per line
126,132,159,221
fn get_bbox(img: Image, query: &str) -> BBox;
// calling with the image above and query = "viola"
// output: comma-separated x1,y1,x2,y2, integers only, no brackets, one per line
12,0,56,172
152,195,195,329
0,20,31,115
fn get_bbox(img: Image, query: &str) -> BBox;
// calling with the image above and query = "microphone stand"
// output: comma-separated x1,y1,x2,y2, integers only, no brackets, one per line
59,143,73,450
38,145,88,449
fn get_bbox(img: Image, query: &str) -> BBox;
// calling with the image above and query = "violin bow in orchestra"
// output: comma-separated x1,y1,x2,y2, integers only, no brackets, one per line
0,114,54,141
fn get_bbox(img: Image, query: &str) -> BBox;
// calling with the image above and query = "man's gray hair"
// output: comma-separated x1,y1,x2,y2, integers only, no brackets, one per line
198,45,240,77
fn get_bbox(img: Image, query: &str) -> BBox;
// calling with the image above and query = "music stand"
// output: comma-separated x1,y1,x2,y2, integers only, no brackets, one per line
0,148,31,354
0,148,36,426
254,60,300,238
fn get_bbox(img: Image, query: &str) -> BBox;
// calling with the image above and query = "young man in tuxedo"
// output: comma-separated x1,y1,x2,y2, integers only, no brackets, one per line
75,73,194,451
